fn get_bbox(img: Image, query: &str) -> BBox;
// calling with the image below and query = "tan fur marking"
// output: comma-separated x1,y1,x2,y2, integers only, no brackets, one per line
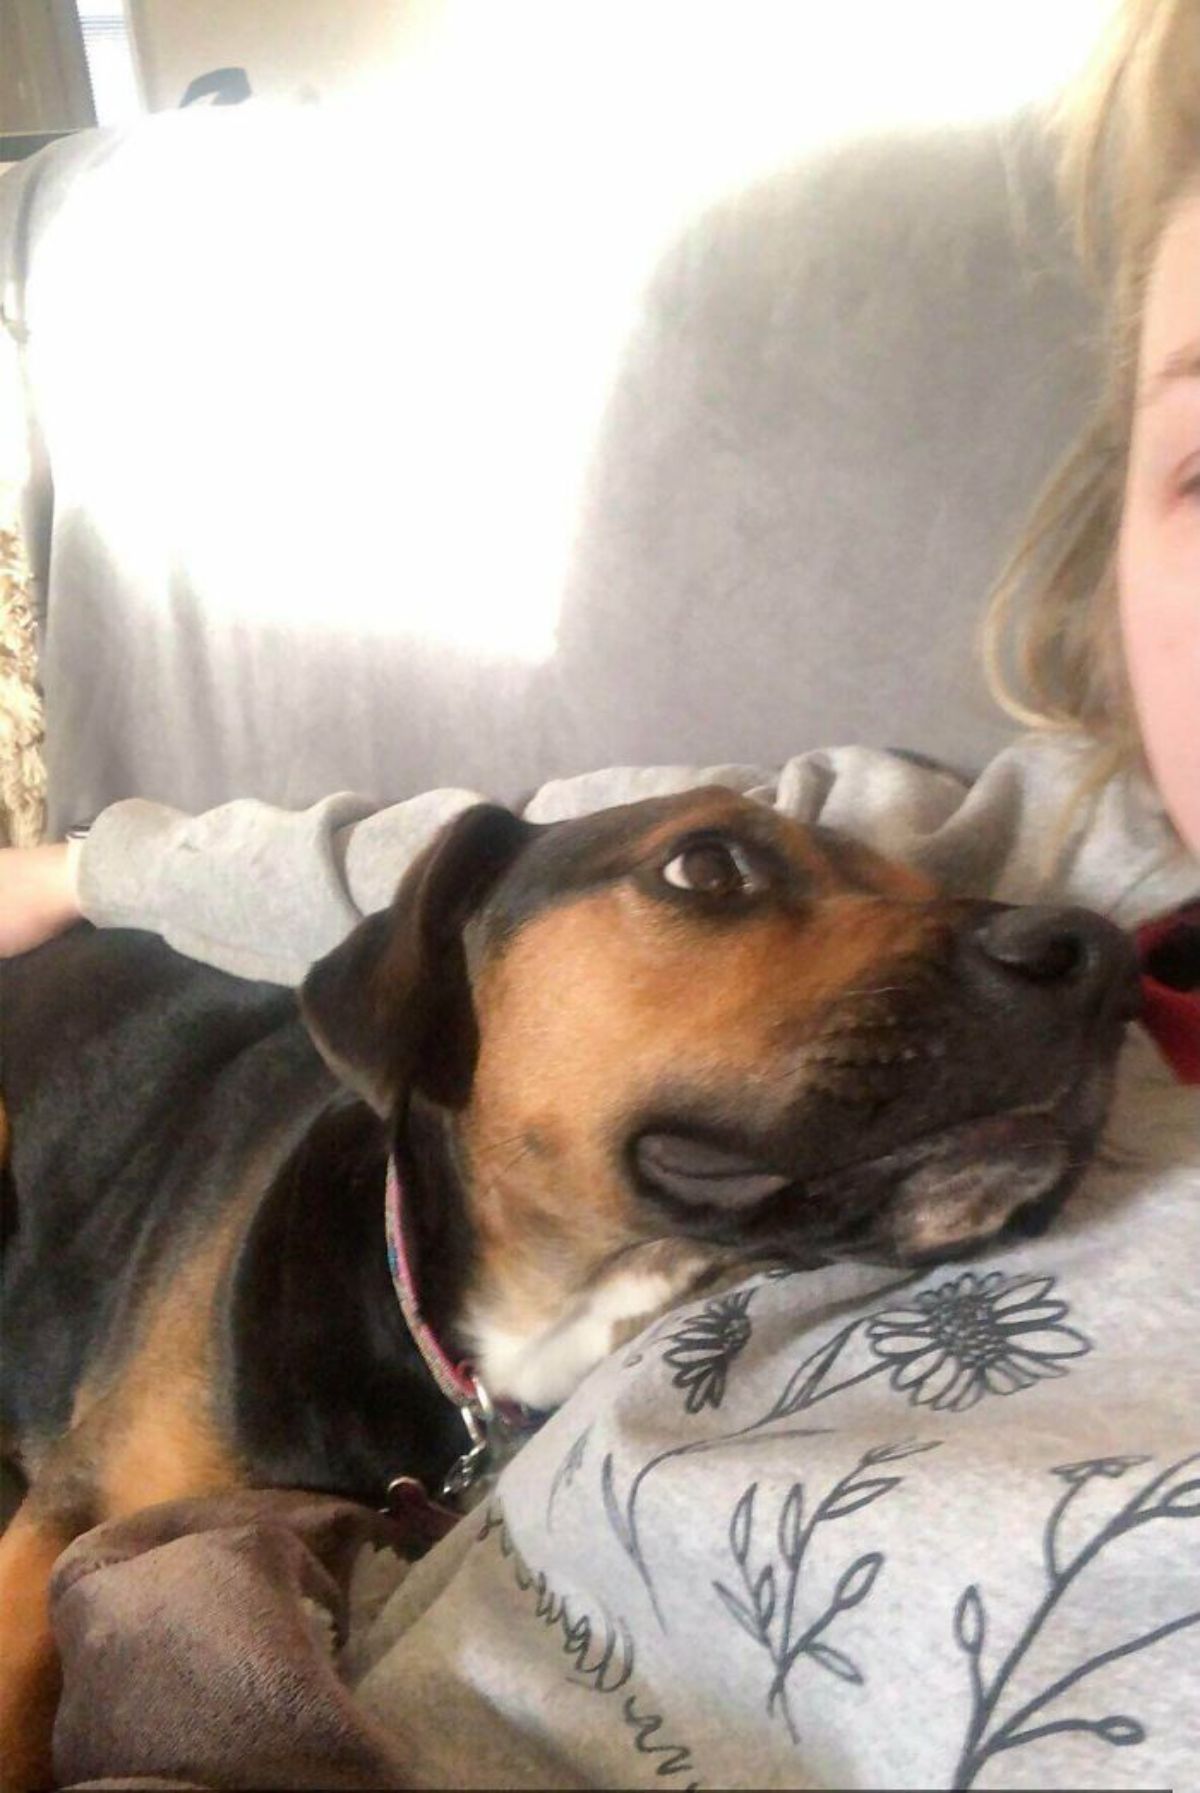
85,1223,245,1520
0,1220,246,1788
0,1506,70,1792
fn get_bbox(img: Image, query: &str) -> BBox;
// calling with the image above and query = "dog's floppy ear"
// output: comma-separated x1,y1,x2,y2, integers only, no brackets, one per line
300,803,532,1114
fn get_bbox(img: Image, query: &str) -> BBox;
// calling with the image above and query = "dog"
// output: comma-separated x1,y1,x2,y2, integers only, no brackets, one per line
0,788,1139,1786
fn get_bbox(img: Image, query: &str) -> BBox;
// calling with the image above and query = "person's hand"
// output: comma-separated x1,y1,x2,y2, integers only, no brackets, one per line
0,844,83,957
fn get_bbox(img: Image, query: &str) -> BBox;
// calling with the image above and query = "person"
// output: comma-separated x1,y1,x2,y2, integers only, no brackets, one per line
983,0,1200,859
4,5,1200,1790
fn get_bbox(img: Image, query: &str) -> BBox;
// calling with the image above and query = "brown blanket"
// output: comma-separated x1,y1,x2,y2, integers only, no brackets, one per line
50,1489,454,1791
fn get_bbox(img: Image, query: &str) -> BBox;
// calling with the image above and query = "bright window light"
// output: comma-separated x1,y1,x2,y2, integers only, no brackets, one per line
76,0,142,125
35,1,1114,663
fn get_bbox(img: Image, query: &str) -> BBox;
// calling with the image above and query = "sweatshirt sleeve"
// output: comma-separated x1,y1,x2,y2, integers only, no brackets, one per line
71,764,780,985
75,789,485,985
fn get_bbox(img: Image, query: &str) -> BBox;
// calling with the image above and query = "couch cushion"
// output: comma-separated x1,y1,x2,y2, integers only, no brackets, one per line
0,99,1097,834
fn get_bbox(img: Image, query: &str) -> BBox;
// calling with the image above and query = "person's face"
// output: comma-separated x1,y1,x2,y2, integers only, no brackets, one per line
1119,189,1200,855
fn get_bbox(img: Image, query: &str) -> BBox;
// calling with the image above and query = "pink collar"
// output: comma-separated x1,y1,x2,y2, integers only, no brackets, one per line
384,1155,477,1407
384,1156,540,1500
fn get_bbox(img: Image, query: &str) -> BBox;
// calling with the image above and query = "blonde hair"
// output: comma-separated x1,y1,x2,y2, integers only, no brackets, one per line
983,0,1200,788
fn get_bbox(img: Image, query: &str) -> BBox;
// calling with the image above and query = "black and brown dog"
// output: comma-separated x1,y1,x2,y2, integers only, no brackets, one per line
0,789,1139,1785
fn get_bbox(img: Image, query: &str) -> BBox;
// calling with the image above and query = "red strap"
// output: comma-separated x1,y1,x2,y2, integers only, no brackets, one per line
1136,903,1200,1085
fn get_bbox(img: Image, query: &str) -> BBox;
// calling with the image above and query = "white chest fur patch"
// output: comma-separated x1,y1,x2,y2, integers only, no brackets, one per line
470,1266,690,1410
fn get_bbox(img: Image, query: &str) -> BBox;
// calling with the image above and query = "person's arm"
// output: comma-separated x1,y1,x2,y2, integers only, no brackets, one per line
0,767,782,983
0,792,480,981
0,843,82,957
67,771,776,983
71,790,487,985
8,733,1186,985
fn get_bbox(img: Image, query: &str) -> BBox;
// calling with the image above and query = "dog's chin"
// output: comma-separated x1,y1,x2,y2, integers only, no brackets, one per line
840,1111,1079,1265
632,1077,1113,1268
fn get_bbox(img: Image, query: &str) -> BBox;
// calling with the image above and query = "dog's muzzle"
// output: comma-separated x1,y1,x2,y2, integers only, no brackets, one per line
629,901,1140,1263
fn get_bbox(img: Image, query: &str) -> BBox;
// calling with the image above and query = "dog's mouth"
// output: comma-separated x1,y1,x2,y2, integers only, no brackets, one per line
631,1074,1110,1264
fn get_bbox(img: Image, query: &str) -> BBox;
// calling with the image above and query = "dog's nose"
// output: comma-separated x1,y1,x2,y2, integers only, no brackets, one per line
968,905,1141,1017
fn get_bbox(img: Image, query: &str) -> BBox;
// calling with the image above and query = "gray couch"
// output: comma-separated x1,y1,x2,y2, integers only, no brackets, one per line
0,99,1095,838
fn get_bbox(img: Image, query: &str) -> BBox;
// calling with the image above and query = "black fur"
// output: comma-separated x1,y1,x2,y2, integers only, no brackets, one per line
1,926,465,1501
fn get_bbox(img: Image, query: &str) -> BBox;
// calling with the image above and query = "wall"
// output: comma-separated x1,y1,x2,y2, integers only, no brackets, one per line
126,0,436,110
126,1,1112,143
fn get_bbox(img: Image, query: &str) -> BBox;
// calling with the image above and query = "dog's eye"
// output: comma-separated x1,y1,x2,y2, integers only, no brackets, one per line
661,840,759,898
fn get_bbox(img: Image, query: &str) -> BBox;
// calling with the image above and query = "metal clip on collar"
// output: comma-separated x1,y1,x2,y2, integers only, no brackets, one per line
441,1375,497,1501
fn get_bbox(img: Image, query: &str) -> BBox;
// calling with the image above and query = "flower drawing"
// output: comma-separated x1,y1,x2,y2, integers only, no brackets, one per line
865,1272,1091,1413
662,1289,755,1413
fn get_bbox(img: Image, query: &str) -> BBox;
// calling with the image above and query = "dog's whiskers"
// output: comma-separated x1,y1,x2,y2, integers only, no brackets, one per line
491,1134,534,1167
479,1130,540,1176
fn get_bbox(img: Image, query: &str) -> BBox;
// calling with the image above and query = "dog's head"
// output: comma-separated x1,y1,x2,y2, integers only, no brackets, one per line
301,791,1138,1405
